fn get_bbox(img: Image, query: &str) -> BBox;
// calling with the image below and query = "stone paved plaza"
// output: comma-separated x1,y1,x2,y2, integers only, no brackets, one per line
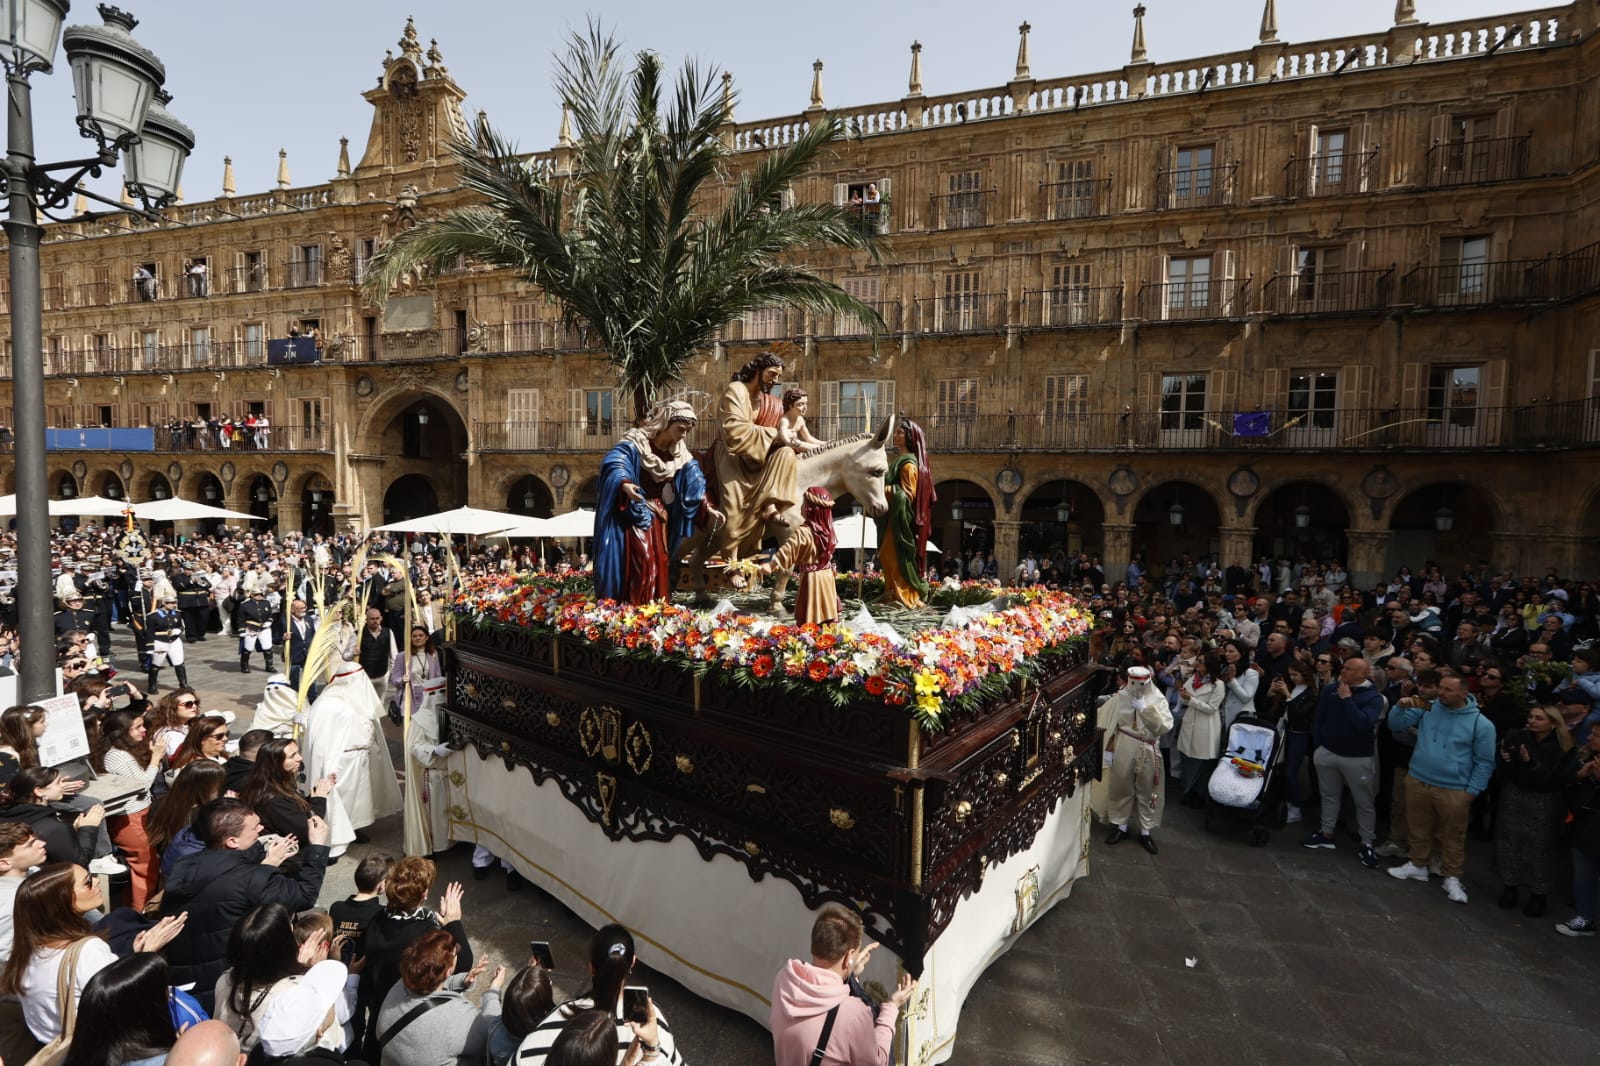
142,628,1600,1065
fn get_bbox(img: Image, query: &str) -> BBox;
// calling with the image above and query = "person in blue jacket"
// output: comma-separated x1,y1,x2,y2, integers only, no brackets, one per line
1385,671,1497,904
1303,657,1389,868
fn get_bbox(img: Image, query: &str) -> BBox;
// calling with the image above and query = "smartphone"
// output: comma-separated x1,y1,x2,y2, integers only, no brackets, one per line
106,683,130,698
622,985,650,1024
529,941,554,970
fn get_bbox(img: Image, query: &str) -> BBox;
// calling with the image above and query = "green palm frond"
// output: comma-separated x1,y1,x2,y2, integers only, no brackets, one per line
363,19,887,421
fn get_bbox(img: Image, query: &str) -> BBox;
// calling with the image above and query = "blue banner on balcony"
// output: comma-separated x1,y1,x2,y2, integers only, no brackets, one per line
1232,411,1272,437
46,427,156,451
267,337,321,365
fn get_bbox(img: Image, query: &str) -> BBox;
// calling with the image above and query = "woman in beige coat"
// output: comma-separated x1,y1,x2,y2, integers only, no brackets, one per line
1177,649,1226,808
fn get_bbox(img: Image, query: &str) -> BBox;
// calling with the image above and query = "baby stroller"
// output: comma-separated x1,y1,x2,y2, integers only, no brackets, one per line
1204,713,1288,846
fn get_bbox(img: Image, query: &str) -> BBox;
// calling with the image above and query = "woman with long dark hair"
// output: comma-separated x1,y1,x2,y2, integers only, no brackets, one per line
518,924,685,1063
61,953,178,1066
212,902,347,1055
0,863,184,1042
146,688,202,760
0,766,106,868
90,710,161,910
0,704,46,783
167,715,230,774
239,738,334,857
389,625,442,713
1176,650,1227,808
147,760,227,876
487,959,555,1066
877,418,934,610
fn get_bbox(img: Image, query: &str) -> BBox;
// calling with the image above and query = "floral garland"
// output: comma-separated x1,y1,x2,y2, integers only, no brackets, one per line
451,574,1092,729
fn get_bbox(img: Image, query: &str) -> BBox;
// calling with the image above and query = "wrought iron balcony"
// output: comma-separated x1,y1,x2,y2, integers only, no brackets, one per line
475,403,1600,456
1020,286,1124,328
843,200,890,236
1282,149,1379,198
1261,267,1395,315
1136,279,1246,320
915,293,1006,333
815,300,903,338
1399,257,1555,309
1424,135,1530,187
1039,178,1113,221
1155,162,1239,209
929,189,995,230
720,309,806,344
282,260,324,288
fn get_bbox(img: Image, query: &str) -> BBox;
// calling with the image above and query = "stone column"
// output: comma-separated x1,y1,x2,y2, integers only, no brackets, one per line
1218,525,1256,574
1488,531,1538,576
1345,529,1392,590
992,521,1021,582
1101,523,1137,588
276,500,304,538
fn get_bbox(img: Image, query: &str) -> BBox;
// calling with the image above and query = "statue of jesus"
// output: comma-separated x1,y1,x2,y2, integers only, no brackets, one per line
713,351,801,558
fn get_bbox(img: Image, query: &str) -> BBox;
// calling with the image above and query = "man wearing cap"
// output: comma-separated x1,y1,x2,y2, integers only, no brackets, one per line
53,593,98,661
1097,666,1173,854
1558,688,1600,748
238,588,276,675
174,562,214,643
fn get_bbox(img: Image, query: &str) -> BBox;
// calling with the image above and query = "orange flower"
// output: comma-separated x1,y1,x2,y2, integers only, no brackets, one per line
865,674,886,696
752,654,774,678
807,660,830,682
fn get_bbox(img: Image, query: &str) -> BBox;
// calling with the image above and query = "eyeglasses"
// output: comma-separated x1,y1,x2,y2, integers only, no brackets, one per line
1316,658,1333,665
206,731,229,741
1482,674,1503,681
62,659,87,669
176,698,197,707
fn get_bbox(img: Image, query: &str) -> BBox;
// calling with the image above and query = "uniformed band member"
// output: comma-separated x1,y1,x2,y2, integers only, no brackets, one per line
148,595,189,692
54,592,99,661
128,571,159,666
239,587,276,674
174,565,214,642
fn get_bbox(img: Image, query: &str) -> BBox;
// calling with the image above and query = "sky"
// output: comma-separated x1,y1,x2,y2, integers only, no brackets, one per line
26,0,1529,201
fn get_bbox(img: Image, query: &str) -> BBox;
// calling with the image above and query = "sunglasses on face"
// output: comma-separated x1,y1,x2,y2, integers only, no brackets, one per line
176,698,197,707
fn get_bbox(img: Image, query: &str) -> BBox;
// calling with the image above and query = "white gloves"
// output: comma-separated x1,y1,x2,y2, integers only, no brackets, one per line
432,743,453,759
1131,697,1147,710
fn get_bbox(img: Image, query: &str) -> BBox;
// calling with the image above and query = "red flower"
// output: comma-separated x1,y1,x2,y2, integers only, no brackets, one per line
865,674,886,696
752,655,774,678
815,632,839,650
584,625,601,642
807,660,830,682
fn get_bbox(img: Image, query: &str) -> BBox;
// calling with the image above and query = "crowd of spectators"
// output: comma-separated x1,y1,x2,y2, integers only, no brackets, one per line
1086,552,1600,928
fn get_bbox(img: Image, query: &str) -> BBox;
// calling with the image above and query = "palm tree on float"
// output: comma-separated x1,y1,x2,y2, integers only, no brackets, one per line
363,25,885,421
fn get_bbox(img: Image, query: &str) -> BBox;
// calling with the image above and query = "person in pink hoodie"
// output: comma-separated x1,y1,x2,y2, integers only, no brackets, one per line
770,905,917,1066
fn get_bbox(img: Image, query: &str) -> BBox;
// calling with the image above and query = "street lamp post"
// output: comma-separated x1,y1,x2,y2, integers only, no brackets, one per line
6,3,191,702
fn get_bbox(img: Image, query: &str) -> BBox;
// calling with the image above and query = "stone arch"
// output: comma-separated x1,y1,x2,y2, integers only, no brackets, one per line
1128,479,1225,566
1243,475,1364,529
289,467,337,499
502,474,555,518
933,478,999,563
382,473,442,524
49,469,78,499
87,467,126,502
187,470,227,506
142,469,175,501
1015,473,1114,521
353,386,469,456
1249,480,1353,568
1387,481,1503,576
573,476,601,510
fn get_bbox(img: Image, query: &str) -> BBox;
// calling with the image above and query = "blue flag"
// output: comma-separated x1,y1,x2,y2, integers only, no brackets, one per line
1233,412,1272,437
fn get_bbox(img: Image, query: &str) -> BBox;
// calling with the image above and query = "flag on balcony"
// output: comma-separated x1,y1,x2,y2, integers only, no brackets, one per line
1232,411,1272,437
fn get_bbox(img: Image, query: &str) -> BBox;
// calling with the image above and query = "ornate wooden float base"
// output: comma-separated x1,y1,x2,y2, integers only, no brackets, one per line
443,623,1102,1064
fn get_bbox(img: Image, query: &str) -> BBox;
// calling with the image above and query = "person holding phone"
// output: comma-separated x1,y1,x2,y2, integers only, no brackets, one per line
374,929,504,1065
519,924,687,1064
1493,705,1575,917
771,904,914,1066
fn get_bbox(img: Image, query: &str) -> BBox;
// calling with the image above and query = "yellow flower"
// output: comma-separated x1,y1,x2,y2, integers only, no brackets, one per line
914,671,940,698
916,693,942,716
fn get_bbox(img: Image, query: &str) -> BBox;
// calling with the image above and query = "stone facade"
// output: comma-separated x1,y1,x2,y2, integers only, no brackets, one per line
3,5,1600,586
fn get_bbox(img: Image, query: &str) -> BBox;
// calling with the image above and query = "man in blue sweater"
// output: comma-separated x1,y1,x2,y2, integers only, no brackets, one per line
1385,671,1496,904
1304,657,1388,868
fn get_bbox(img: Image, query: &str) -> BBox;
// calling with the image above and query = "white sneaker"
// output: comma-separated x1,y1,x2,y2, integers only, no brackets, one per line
1375,840,1406,858
1387,862,1430,882
1442,877,1469,904
88,855,128,876
1285,807,1302,824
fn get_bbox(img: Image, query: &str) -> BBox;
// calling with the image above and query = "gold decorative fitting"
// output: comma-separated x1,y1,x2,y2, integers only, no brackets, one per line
596,772,618,826
499,740,511,752
1049,731,1062,744
743,840,762,856
746,783,767,795
1010,731,1022,750
829,807,856,831
954,800,973,824
1072,712,1088,728
623,721,654,776
675,754,695,775
994,772,1010,788
545,712,561,728
463,683,478,698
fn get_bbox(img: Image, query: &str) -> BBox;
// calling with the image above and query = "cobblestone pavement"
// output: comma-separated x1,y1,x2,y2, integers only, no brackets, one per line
125,626,1600,1064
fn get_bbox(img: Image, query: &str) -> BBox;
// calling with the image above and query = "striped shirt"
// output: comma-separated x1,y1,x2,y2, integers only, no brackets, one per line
516,998,685,1065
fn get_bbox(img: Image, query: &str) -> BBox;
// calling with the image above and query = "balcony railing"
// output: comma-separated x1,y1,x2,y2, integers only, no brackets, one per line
1399,257,1554,309
721,309,805,344
815,300,903,338
1261,267,1395,315
472,403,1600,455
42,423,331,453
1020,286,1124,328
1155,163,1239,209
916,293,1005,333
233,265,269,293
282,260,324,288
843,201,890,236
930,189,995,229
1040,178,1113,220
1424,135,1530,187
1283,149,1379,198
1136,279,1245,320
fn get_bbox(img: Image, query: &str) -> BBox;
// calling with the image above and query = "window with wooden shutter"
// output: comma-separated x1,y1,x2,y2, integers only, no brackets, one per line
936,377,979,446
508,300,540,350
1172,145,1215,205
834,276,880,336
944,170,984,228
1052,159,1098,220
1042,373,1090,446
1286,370,1338,430
570,388,616,448
506,388,540,449
1159,374,1207,440
243,323,265,360
743,305,787,340
1438,236,1489,302
1426,365,1481,444
837,380,878,436
1048,263,1093,326
940,270,982,331
1165,256,1212,318
299,398,327,450
1294,246,1347,311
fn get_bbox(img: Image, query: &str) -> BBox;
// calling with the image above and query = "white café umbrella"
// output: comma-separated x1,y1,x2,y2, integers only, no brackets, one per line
373,506,522,536
491,508,598,539
829,513,937,553
48,495,130,517
130,497,259,522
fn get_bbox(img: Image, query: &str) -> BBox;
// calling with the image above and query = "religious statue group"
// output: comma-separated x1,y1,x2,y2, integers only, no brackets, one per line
591,349,937,621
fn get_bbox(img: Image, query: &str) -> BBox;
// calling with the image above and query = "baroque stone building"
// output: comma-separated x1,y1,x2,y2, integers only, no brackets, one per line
2,3,1600,586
